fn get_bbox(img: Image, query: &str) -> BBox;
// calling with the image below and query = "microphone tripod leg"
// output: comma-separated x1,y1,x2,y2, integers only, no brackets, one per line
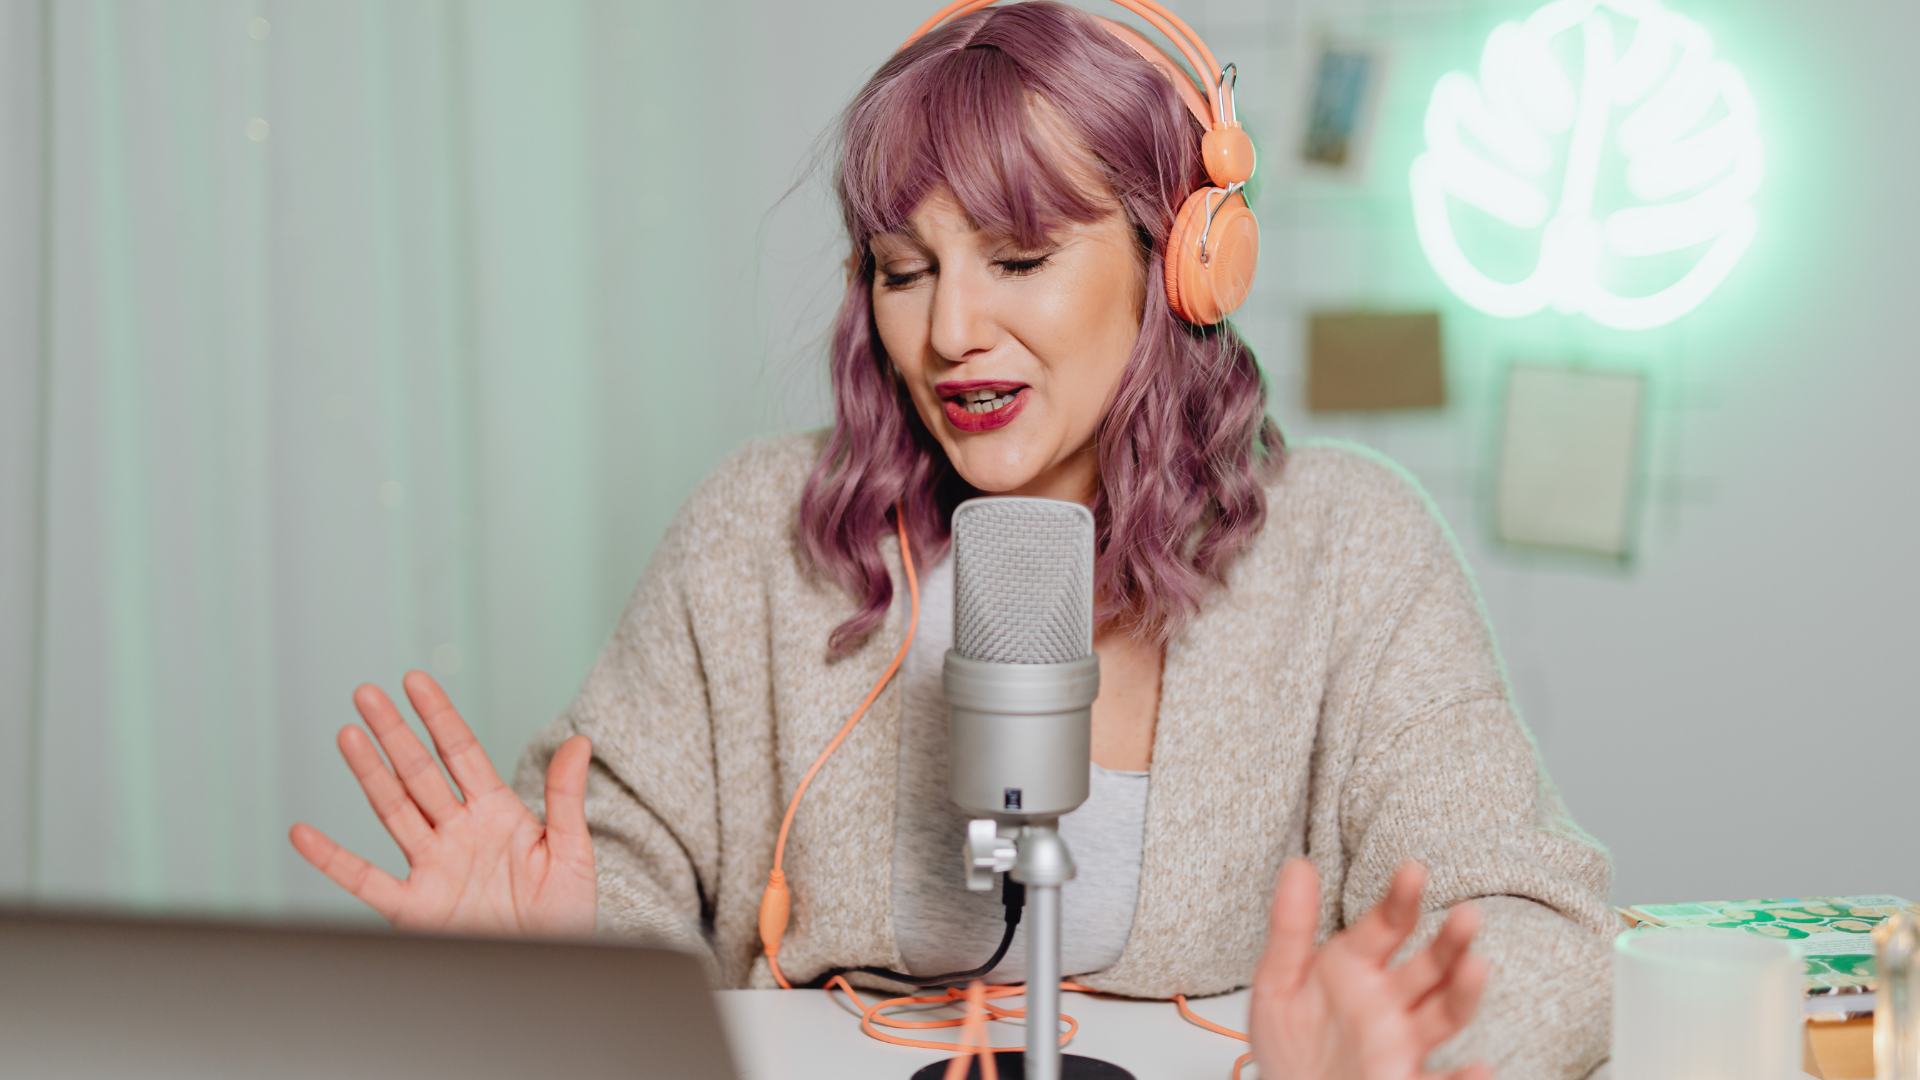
1028,876,1062,1080
1014,824,1073,1080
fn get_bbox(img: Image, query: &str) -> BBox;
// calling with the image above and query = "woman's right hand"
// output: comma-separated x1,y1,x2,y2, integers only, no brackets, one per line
1247,859,1490,1080
289,671,598,938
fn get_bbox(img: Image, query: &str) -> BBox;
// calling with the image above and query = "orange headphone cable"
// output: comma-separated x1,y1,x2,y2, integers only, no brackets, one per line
761,503,921,989
825,975,1089,1052
1174,994,1255,1080
821,978,1250,1079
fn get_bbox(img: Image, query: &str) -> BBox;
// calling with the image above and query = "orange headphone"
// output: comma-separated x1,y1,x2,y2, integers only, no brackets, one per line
906,0,1259,326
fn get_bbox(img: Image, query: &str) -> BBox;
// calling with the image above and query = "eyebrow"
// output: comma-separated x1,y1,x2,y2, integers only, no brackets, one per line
878,221,928,249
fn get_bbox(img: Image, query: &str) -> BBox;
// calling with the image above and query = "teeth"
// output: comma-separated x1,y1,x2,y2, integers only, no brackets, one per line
961,390,1018,414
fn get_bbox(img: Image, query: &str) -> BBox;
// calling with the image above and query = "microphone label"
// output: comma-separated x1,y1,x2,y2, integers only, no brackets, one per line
1003,789,1023,811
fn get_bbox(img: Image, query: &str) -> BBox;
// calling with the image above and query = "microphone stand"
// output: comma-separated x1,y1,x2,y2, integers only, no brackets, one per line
1013,824,1074,1080
942,817,1130,1080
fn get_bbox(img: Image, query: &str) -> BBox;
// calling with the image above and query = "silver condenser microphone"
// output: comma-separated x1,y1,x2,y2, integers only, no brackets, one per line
945,497,1099,823
942,496,1109,1080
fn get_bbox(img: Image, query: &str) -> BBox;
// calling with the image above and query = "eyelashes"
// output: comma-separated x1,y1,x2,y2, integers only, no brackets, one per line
877,253,1054,290
995,255,1050,277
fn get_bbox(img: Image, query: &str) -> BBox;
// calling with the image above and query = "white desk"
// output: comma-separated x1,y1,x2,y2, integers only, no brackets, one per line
716,994,1817,1080
717,987,1253,1080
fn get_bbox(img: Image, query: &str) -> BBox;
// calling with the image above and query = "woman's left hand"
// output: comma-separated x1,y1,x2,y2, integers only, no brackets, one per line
1247,858,1491,1080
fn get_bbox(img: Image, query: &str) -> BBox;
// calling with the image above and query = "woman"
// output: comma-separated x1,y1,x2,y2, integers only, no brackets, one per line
289,4,1615,1077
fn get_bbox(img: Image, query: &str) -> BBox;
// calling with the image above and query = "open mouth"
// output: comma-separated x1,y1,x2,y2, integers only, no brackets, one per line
937,382,1029,432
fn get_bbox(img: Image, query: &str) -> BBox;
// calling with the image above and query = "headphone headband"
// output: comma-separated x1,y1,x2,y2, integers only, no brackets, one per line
901,0,1237,130
896,0,1259,325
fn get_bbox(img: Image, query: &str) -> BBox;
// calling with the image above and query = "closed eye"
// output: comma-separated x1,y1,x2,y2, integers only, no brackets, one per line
995,255,1051,277
879,263,932,289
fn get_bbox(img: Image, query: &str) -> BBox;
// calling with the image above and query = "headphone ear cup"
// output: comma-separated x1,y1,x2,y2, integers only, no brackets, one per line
1164,188,1260,326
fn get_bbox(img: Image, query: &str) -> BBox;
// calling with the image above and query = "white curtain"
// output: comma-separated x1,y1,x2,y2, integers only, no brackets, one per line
0,0,903,916
0,0,46,901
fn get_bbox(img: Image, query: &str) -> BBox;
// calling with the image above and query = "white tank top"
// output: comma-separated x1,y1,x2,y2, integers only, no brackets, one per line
889,554,1149,984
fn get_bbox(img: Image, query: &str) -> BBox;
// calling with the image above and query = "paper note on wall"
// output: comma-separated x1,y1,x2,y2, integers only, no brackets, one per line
1496,365,1643,558
1306,311,1445,413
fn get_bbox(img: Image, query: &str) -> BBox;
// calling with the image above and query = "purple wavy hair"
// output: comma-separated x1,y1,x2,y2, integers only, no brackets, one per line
799,1,1284,656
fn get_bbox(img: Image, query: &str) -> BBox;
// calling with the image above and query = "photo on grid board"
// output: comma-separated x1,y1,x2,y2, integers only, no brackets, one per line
1300,40,1387,176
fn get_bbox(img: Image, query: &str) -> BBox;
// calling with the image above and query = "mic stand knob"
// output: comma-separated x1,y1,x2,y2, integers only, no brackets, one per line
964,819,1019,892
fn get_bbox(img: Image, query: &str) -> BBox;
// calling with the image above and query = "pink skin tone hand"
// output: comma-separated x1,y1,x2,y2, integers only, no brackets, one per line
1250,859,1492,1080
287,671,597,938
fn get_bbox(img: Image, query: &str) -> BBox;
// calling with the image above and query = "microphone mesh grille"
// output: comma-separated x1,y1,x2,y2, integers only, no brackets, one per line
951,497,1095,664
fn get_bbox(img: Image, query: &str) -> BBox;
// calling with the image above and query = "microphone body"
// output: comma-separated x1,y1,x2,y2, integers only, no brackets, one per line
942,497,1100,824
944,653,1098,819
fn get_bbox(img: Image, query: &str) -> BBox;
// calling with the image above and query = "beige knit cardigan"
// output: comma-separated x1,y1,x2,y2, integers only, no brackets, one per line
513,432,1616,1078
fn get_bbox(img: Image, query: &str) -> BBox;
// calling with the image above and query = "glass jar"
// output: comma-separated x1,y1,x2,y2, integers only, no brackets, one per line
1613,928,1801,1080
1876,911,1920,1080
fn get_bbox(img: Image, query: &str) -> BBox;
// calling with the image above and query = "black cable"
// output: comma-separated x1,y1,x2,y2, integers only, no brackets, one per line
803,877,1026,990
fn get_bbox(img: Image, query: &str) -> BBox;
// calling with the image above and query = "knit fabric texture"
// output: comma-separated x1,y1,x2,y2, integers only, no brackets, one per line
512,432,1617,1079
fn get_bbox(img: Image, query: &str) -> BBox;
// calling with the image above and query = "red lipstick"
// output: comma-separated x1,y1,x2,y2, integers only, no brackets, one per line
937,381,1029,433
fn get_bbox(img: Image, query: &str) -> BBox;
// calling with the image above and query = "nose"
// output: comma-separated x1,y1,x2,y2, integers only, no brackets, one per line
926,261,998,364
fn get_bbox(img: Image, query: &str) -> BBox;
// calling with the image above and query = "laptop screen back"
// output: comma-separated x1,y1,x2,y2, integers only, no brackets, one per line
0,907,737,1080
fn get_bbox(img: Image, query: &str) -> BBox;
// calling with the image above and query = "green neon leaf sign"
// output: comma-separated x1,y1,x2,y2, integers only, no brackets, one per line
1409,0,1761,329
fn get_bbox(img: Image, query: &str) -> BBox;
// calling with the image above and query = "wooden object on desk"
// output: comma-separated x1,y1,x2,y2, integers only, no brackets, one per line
1804,1016,1874,1079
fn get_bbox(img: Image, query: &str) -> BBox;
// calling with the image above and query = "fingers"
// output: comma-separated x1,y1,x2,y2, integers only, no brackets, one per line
353,682,461,826
1393,901,1482,1002
1254,857,1322,996
543,735,595,866
401,671,505,802
1430,1063,1492,1080
1410,950,1490,1052
336,725,437,859
289,822,407,922
1341,860,1427,965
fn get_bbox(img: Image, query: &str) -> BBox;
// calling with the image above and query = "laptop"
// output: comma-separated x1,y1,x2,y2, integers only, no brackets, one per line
0,906,739,1080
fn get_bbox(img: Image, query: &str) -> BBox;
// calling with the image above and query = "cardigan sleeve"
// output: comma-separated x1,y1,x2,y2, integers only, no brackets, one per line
512,498,724,969
1330,479,1617,1080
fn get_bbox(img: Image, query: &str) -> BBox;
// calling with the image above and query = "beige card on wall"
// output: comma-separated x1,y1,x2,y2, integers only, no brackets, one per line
1496,365,1644,559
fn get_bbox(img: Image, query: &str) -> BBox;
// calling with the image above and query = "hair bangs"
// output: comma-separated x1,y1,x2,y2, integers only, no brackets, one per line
843,31,1111,253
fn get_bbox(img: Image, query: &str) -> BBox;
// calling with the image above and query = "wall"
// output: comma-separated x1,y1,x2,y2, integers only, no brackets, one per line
0,0,1913,917
1186,0,1920,905
753,0,1920,904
